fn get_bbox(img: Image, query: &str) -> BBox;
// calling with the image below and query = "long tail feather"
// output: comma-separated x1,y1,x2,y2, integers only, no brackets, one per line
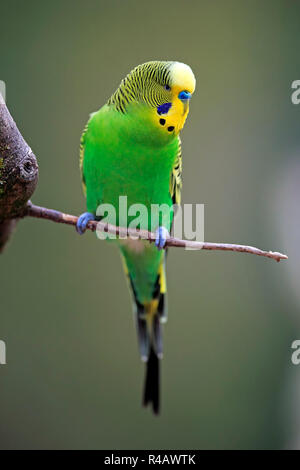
153,314,163,358
143,345,160,415
121,251,166,415
136,315,150,361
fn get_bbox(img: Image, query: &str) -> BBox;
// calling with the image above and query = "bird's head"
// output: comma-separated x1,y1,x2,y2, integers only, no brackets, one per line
108,61,196,136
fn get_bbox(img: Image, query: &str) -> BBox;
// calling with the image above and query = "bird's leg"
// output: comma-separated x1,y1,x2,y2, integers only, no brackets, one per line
155,226,170,250
76,212,96,235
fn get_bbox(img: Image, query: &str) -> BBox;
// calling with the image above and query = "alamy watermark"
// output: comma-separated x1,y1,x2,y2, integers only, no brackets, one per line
0,80,6,102
0,340,6,365
291,80,300,105
94,196,204,245
291,340,300,365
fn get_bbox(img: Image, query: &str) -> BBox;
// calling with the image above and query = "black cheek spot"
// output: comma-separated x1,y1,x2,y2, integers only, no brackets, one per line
159,118,166,126
167,126,175,132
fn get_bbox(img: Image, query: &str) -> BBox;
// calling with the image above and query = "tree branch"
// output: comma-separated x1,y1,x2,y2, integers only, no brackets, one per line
26,201,288,262
0,91,38,251
0,93,288,263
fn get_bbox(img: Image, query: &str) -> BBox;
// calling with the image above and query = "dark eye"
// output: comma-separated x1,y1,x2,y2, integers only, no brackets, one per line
164,84,171,91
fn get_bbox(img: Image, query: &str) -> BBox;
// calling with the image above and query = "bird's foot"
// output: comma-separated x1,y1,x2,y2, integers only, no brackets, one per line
155,226,170,250
76,212,95,235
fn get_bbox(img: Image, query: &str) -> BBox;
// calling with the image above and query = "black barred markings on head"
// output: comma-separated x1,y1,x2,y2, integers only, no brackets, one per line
107,61,173,113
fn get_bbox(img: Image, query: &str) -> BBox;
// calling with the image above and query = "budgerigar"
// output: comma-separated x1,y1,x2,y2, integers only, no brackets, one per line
77,61,196,414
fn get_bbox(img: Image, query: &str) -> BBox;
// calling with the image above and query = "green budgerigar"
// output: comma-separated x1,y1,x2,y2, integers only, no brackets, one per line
77,61,196,414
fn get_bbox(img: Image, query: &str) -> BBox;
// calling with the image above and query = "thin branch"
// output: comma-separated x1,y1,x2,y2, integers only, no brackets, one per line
0,94,288,263
25,201,288,263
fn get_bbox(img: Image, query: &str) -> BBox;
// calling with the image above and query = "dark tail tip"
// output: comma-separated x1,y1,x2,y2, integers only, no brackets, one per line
143,346,160,415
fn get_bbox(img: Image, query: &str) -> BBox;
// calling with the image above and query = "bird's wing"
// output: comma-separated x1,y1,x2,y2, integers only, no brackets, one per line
79,122,89,196
169,136,182,206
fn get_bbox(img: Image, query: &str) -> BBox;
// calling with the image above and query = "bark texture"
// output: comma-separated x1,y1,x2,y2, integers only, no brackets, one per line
0,93,38,251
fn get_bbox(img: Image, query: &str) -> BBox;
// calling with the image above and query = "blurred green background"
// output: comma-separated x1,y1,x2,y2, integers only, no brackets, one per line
1,0,300,450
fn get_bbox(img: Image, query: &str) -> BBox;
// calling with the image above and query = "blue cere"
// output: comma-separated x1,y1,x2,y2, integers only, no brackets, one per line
157,102,172,115
76,212,95,235
155,226,170,250
178,91,191,101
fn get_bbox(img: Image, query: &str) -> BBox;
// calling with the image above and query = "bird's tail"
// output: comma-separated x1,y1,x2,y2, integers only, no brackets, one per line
122,253,167,415
136,306,164,415
143,344,160,414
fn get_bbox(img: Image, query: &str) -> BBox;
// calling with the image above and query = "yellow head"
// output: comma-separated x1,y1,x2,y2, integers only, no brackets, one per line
162,61,196,134
108,60,196,135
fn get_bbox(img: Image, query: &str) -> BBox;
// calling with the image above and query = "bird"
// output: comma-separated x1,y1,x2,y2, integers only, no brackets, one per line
77,61,196,414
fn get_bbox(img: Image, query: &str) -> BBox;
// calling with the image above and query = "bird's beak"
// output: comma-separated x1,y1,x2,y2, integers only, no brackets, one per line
178,90,191,114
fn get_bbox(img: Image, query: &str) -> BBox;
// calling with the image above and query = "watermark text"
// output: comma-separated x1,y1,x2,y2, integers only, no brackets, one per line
291,340,300,365
291,80,300,104
0,340,6,365
0,80,6,102
94,196,204,247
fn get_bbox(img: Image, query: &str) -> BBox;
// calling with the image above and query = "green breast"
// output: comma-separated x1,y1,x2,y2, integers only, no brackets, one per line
83,103,179,231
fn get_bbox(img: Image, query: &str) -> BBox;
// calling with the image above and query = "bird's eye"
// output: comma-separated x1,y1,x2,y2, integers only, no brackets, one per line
164,84,171,91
